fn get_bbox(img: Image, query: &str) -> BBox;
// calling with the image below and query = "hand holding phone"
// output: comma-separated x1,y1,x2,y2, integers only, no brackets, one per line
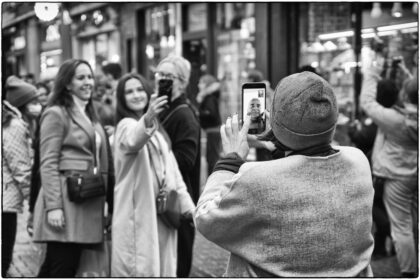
220,114,251,160
158,79,173,106
242,82,267,134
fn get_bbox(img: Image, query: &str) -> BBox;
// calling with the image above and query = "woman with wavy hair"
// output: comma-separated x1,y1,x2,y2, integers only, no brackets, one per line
32,59,113,277
111,73,195,277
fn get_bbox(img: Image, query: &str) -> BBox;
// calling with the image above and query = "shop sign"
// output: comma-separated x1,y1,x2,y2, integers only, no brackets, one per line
187,3,207,32
46,24,61,42
13,35,25,50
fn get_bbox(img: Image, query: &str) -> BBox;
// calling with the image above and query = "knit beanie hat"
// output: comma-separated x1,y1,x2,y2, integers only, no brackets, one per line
270,71,338,150
5,76,39,108
158,55,191,83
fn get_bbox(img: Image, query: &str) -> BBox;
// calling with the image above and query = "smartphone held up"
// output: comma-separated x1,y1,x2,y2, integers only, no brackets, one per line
158,79,173,106
241,82,266,135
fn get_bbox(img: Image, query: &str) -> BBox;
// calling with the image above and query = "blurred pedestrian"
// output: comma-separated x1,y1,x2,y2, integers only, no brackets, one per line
156,55,201,277
23,73,35,85
32,59,114,277
348,79,399,259
195,71,374,277
2,77,39,275
111,73,195,276
102,62,122,98
93,75,116,137
35,82,51,108
196,74,222,175
101,63,122,140
361,64,418,277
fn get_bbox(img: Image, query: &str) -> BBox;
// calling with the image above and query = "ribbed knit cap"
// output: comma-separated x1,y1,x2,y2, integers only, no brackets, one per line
271,71,338,150
5,76,39,108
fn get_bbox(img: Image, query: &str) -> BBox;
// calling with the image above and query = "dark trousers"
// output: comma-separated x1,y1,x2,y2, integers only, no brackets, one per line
372,176,391,254
206,131,221,175
177,220,195,277
2,212,17,277
38,242,83,277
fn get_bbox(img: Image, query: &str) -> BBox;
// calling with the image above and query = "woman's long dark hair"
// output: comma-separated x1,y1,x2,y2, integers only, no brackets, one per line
48,59,98,122
115,73,153,125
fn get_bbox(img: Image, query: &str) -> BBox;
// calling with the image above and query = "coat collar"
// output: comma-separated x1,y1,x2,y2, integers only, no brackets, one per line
68,103,95,145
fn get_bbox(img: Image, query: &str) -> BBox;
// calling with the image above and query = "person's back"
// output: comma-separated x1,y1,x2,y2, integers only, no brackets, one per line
195,71,374,277
201,146,373,277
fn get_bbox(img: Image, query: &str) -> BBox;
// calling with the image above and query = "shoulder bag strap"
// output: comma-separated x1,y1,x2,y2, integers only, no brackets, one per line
147,140,166,190
161,104,189,126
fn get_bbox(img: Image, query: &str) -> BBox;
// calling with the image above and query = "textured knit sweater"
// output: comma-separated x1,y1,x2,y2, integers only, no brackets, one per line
195,146,374,277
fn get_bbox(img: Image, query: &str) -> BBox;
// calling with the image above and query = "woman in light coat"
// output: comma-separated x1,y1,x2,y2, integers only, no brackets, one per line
111,73,195,277
33,59,113,277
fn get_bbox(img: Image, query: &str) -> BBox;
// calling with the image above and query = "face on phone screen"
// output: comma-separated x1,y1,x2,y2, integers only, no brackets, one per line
242,84,266,134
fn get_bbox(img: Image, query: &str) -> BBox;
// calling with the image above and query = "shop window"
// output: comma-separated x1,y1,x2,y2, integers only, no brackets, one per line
40,49,62,81
216,3,256,121
80,31,121,73
299,3,418,145
144,4,179,79
184,3,207,32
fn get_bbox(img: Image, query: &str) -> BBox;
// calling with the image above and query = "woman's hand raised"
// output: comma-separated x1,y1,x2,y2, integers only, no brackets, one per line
144,93,168,127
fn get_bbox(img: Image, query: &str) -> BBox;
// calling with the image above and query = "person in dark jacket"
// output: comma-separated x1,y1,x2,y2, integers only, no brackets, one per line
196,74,222,175
156,55,200,277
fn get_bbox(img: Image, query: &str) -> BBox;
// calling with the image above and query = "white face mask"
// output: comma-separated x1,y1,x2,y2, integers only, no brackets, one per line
26,103,42,117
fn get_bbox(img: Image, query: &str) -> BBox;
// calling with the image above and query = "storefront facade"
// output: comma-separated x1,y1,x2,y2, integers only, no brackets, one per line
119,2,301,120
3,3,417,130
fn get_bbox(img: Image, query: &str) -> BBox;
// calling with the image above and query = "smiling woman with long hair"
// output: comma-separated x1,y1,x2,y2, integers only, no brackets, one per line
32,59,114,277
111,73,195,277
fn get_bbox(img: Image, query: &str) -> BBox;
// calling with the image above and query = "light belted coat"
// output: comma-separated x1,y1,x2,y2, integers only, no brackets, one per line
111,117,195,277
33,104,110,243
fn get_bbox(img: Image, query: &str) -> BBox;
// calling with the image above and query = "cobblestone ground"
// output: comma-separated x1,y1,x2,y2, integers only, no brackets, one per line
7,203,402,278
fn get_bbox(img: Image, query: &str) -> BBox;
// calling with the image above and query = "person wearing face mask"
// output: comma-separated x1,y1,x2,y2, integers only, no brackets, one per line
32,59,114,277
111,73,195,276
2,76,40,276
156,56,201,277
35,82,51,108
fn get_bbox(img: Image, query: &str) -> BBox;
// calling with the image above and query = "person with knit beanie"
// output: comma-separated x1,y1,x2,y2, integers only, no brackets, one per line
195,71,374,277
2,79,35,276
5,76,42,139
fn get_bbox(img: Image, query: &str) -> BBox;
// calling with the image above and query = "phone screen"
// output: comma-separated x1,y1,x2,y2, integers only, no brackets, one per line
242,83,266,134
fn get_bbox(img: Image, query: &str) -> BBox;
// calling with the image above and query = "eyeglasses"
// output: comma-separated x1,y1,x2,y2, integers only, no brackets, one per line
154,71,180,81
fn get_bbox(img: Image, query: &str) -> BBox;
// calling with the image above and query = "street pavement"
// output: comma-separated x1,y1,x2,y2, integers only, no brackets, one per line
6,202,402,278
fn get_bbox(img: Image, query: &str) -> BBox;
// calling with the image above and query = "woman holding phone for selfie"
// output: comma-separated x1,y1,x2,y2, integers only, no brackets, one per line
111,73,195,277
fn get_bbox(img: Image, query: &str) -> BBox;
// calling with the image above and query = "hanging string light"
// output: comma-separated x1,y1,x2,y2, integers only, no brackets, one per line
370,3,382,18
392,3,403,18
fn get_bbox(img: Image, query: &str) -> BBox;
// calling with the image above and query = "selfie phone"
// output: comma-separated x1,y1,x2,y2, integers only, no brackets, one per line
158,79,173,105
242,82,266,134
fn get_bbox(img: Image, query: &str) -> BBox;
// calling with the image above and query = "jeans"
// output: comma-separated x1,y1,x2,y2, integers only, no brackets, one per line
383,178,418,274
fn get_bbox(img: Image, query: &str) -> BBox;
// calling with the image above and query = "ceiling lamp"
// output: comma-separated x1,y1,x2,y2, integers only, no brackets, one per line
34,3,60,22
413,3,418,14
371,3,382,18
392,3,403,18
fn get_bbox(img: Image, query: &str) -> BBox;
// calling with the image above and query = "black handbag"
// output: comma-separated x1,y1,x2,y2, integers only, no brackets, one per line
67,132,105,203
148,141,182,229
67,171,105,203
